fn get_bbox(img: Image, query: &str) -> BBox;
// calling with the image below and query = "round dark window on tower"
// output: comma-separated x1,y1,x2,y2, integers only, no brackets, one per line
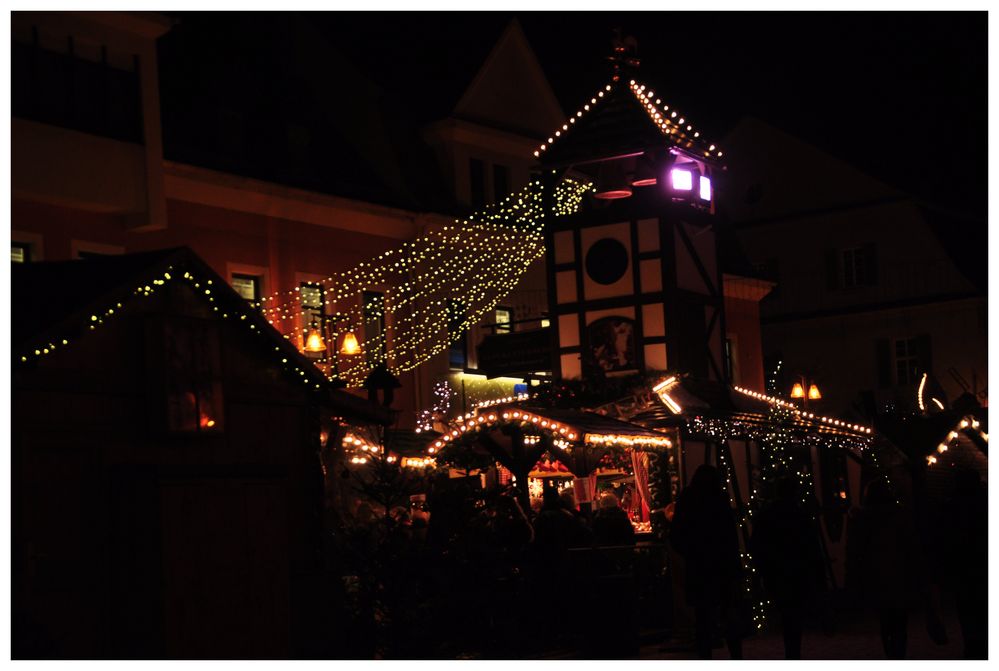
585,238,629,285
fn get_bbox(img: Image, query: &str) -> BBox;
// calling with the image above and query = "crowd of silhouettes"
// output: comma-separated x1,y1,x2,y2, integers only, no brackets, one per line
331,460,986,660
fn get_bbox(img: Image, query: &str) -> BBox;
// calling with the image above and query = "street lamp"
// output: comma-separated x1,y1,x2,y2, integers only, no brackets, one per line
790,377,822,407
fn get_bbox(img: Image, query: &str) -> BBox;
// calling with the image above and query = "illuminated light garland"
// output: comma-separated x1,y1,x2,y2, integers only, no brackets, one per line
15,263,335,394
629,80,722,158
416,379,452,433
732,385,873,435
584,433,672,449
253,178,592,387
472,392,530,411
917,373,928,412
925,414,989,466
425,403,672,464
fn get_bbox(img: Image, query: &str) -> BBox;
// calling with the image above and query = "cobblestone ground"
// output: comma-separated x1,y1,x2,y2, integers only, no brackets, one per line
645,604,968,660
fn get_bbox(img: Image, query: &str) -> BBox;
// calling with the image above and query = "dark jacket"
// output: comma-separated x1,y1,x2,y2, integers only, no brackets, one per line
592,506,636,547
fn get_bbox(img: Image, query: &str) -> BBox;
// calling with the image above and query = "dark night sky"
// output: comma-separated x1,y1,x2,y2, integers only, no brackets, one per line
163,11,987,217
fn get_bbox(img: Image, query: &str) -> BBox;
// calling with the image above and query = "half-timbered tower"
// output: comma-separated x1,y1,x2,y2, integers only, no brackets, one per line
536,53,727,383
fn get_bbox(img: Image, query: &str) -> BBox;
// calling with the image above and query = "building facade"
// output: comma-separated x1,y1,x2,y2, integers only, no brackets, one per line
722,118,987,418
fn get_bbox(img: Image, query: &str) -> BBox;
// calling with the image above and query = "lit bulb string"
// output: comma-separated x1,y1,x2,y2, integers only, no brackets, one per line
530,78,723,161
925,414,988,466
254,183,552,318
253,178,591,386
15,265,334,394
629,80,722,159
731,386,873,435
255,180,586,329
256,183,552,311
416,379,453,432
257,207,548,367
716,440,768,630
424,406,672,457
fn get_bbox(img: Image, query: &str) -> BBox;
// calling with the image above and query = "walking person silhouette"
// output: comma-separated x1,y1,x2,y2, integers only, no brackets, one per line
670,464,744,659
749,476,825,658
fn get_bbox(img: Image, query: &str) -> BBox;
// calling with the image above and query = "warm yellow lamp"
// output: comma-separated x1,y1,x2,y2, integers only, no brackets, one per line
808,384,822,400
340,331,361,356
790,382,805,399
304,324,326,353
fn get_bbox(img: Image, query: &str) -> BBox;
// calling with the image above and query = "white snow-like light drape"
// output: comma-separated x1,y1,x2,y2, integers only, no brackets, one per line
257,177,592,386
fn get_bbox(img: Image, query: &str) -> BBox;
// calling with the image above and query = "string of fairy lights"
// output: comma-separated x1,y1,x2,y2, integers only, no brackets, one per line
925,414,988,467
531,79,723,161
254,177,592,387
16,262,333,396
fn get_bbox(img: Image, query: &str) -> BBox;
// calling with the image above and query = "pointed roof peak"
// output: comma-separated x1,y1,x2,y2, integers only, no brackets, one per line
533,75,723,167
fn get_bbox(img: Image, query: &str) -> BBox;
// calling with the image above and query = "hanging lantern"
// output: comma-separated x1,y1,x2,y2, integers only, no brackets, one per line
593,160,633,200
304,323,326,353
340,331,361,356
631,154,658,187
808,384,822,400
790,382,805,399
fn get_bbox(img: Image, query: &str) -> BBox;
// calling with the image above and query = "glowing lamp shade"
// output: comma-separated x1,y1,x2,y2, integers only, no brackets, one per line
304,326,326,353
670,168,694,191
340,331,361,356
631,156,657,187
808,384,822,400
593,187,633,200
699,175,712,201
594,160,633,199
790,382,805,399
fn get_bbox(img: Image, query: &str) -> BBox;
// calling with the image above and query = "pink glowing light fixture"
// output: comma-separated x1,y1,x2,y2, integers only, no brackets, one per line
699,175,712,201
671,168,693,191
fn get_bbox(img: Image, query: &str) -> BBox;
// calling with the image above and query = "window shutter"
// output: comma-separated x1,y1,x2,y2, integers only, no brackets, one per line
864,243,879,286
915,334,933,376
824,250,840,290
875,338,892,388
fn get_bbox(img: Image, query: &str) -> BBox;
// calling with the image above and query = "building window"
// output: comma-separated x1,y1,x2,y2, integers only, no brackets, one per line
300,282,325,350
493,164,510,203
894,337,921,386
448,299,467,370
841,248,866,288
469,158,486,210
826,245,878,290
231,273,262,303
363,291,387,367
877,335,930,389
12,242,31,263
495,306,513,333
163,320,224,434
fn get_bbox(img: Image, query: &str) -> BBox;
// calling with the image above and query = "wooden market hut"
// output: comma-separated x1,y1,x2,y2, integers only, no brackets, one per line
11,248,391,658
615,373,882,588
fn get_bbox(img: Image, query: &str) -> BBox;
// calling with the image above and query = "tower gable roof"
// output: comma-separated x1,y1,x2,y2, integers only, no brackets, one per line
535,75,724,167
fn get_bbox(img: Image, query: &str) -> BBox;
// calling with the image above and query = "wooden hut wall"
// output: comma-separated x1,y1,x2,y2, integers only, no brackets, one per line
12,280,327,658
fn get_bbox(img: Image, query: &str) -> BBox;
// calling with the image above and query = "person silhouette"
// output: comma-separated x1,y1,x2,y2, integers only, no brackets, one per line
845,477,918,659
592,492,636,547
941,468,987,658
749,476,825,658
669,464,743,659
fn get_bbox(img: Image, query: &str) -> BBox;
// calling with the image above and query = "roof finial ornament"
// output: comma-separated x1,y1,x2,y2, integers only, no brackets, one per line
609,29,640,82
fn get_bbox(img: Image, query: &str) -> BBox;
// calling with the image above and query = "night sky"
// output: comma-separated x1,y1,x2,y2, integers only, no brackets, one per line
162,11,987,217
